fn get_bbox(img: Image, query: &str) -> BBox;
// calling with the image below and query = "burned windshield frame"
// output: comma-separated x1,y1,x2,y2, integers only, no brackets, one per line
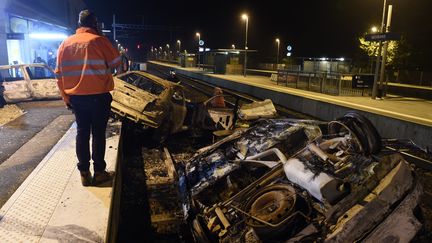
119,73,166,95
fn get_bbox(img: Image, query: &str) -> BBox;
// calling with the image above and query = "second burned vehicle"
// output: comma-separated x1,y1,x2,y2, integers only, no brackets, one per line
111,71,188,136
180,112,423,242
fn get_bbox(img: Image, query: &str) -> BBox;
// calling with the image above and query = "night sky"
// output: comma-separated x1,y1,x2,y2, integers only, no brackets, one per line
84,0,432,69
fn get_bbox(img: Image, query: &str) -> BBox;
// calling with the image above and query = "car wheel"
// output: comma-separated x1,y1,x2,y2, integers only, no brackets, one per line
337,112,381,154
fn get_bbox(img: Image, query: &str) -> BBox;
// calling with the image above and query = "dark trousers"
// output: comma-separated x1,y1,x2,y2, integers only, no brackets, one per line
70,93,112,172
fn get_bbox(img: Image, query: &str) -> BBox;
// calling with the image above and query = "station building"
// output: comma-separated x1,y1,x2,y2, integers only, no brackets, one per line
0,0,86,67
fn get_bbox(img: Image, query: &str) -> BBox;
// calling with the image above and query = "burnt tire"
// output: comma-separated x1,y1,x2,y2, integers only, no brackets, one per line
337,112,381,154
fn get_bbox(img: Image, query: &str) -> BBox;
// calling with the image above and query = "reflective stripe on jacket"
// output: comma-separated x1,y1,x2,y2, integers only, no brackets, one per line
55,27,121,104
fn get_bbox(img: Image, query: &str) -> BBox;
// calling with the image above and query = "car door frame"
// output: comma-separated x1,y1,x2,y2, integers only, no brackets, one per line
25,64,61,100
1,65,32,102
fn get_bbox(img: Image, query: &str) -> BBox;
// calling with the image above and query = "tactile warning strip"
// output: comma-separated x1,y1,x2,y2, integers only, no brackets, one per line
0,124,78,242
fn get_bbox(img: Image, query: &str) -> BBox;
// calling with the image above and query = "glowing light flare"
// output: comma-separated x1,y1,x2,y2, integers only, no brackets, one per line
29,33,68,40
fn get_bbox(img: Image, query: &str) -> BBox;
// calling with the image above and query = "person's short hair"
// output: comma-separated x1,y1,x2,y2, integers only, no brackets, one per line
78,10,97,29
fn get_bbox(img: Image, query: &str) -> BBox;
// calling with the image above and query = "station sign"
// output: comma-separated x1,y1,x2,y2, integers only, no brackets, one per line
352,74,374,88
365,32,401,42
199,40,204,46
287,45,292,51
7,33,25,40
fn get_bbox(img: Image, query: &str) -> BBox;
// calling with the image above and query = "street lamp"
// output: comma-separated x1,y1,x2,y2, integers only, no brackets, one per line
177,40,181,52
275,38,280,68
196,32,201,68
231,44,235,49
166,44,170,60
241,13,249,77
371,26,378,33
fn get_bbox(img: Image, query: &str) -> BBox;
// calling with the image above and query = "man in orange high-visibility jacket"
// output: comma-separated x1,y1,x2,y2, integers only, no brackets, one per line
55,10,121,186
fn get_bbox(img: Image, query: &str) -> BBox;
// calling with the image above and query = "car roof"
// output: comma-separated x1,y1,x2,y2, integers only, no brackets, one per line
0,63,50,70
115,71,181,88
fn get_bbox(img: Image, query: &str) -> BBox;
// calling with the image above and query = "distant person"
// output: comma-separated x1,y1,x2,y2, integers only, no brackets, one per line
33,56,46,64
55,10,121,186
34,56,46,78
48,54,56,70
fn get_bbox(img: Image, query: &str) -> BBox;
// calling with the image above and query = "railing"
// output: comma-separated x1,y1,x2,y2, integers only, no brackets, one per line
276,70,372,96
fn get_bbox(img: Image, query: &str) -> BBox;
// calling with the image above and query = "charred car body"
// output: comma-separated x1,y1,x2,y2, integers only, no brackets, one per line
181,112,422,242
111,71,188,135
0,64,61,102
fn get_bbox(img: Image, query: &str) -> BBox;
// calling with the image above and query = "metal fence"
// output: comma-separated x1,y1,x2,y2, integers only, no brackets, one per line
276,70,372,96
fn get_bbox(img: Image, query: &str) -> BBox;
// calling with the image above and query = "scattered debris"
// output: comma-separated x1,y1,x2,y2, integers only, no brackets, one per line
140,147,184,234
0,104,24,126
238,99,277,120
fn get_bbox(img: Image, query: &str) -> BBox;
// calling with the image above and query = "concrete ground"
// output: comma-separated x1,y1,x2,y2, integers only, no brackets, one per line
0,100,75,207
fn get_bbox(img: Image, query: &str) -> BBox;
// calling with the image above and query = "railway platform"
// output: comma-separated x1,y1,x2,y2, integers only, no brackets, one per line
0,123,119,243
148,61,432,149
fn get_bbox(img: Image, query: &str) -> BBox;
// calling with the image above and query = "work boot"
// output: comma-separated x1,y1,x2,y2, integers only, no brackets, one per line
92,171,114,185
80,171,92,187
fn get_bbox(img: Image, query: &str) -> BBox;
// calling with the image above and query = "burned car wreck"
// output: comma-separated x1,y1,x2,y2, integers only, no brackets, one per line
111,71,188,135
179,112,422,242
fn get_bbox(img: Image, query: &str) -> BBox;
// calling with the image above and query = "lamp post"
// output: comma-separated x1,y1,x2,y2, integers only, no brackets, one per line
275,38,280,69
372,0,387,99
379,4,393,98
177,40,181,52
196,32,201,68
166,44,170,60
232,44,235,49
241,14,248,77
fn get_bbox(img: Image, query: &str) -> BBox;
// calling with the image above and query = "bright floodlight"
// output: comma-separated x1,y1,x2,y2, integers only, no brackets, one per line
241,14,248,20
29,33,68,40
371,26,378,33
